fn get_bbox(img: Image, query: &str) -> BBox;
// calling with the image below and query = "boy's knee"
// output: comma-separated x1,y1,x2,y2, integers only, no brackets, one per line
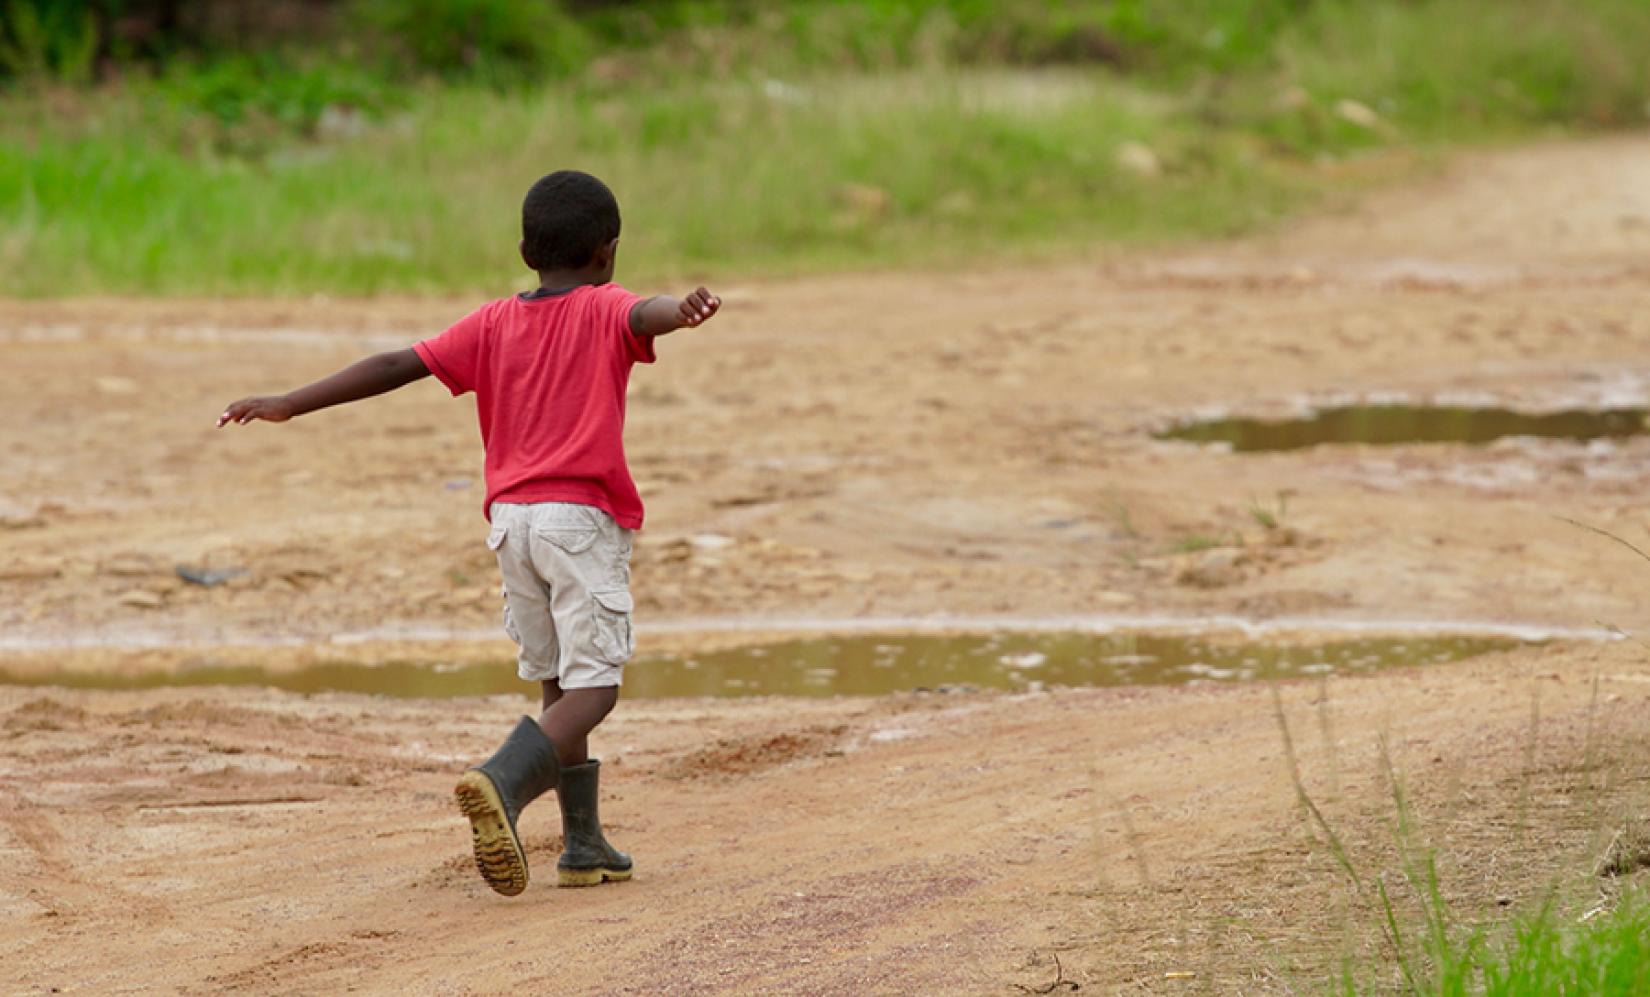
579,684,620,718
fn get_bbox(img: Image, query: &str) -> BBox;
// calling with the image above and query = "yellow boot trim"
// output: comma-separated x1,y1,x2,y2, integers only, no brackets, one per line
557,866,633,888
454,770,529,897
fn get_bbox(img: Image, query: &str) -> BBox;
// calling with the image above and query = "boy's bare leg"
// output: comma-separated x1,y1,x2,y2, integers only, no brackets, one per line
537,685,617,767
537,683,630,886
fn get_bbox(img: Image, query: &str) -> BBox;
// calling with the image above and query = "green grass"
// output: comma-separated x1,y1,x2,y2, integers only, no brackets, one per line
0,69,1313,295
1457,894,1650,996
3,0,1649,297
1330,882,1650,995
1272,695,1650,994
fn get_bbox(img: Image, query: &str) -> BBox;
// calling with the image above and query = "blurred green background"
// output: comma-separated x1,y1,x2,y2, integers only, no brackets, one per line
2,0,1648,296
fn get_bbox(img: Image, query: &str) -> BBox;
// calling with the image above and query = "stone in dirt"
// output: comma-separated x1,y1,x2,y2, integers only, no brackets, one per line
175,565,249,587
1174,548,1245,589
1334,99,1382,129
105,555,159,577
1115,141,1161,177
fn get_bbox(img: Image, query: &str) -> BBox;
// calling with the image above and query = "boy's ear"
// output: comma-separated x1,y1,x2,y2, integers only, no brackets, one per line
518,238,536,271
594,238,619,269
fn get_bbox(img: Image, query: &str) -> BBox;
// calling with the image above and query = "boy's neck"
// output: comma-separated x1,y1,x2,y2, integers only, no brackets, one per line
531,268,607,296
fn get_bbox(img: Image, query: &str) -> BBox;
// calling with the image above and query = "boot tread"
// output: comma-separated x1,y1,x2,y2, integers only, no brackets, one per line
455,770,529,897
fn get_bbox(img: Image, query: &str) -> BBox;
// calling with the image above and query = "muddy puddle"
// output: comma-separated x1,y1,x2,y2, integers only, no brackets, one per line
0,632,1524,700
1159,404,1650,452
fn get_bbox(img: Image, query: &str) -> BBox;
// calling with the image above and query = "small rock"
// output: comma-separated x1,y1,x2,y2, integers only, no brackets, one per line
105,555,158,577
1263,526,1301,548
1175,548,1245,588
690,534,735,551
315,104,366,140
1115,141,1161,177
117,589,166,609
761,78,808,104
174,565,248,587
1334,99,1381,129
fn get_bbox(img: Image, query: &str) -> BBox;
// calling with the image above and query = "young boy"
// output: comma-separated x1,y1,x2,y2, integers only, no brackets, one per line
217,170,720,896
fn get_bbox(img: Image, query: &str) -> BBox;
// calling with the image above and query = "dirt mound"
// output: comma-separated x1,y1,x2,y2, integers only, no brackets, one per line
659,724,848,780
2,697,90,733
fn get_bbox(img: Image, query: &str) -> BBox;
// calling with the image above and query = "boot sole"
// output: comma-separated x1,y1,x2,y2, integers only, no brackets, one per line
454,771,528,897
557,866,633,888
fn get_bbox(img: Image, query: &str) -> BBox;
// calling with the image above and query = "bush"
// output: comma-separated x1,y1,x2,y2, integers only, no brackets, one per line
349,0,590,83
0,0,100,83
155,55,391,135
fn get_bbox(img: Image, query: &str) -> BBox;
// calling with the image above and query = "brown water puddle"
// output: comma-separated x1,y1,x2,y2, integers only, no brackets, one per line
1159,404,1650,452
0,632,1524,699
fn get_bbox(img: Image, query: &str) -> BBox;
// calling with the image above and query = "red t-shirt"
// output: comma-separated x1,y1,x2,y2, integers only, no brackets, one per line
413,283,654,528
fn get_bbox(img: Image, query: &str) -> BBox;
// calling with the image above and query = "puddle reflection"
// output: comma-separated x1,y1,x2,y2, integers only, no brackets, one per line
1160,405,1650,452
0,632,1524,699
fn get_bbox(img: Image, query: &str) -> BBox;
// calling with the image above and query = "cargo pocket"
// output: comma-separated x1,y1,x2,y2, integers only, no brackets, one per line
486,524,509,551
590,587,634,664
535,522,598,554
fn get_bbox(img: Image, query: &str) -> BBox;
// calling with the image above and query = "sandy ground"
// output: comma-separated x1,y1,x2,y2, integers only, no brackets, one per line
4,135,1650,992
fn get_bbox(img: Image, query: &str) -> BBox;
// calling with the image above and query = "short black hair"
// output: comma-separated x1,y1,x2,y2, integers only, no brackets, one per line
521,170,621,270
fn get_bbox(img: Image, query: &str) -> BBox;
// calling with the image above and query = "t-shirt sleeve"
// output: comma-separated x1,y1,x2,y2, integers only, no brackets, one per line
598,283,655,365
414,305,488,395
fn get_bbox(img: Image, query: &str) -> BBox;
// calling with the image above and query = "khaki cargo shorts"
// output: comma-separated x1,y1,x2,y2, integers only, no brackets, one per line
486,501,635,689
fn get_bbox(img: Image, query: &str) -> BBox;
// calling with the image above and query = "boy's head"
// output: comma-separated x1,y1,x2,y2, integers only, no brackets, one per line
520,170,621,278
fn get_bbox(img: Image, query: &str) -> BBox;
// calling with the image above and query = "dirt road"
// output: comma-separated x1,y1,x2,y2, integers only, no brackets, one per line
4,136,1650,992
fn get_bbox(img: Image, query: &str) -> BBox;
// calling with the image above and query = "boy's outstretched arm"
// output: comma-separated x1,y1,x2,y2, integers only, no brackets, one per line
628,286,721,338
216,349,431,427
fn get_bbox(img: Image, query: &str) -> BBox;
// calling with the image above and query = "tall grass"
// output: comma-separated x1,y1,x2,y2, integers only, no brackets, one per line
0,70,1308,295
1273,683,1650,994
2,0,1649,297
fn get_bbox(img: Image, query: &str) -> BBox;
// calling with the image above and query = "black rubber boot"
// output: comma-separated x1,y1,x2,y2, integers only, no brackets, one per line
454,716,561,896
555,760,633,887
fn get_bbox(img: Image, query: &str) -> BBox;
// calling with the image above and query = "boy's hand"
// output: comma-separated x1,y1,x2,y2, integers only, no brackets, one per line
678,287,720,327
217,396,296,427
214,349,431,428
631,288,722,337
